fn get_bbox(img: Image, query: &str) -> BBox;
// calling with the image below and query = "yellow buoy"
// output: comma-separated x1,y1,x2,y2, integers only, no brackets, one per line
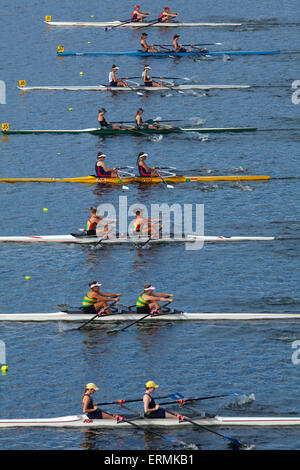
43,208,48,212
25,276,31,280
1,365,8,375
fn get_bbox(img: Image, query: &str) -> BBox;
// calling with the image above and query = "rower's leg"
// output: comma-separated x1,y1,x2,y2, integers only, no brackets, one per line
149,301,162,314
95,301,111,315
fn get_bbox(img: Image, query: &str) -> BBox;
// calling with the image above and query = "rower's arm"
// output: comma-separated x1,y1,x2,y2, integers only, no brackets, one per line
82,396,97,413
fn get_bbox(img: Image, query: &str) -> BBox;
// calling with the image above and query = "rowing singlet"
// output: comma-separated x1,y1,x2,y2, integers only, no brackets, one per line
143,393,166,418
86,217,97,231
136,293,150,307
95,163,112,177
108,72,117,87
138,163,151,177
142,72,152,86
158,12,167,22
82,293,97,307
131,12,139,22
83,394,103,419
99,116,108,128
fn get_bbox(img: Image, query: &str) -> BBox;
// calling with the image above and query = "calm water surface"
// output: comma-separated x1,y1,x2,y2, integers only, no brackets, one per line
0,0,299,451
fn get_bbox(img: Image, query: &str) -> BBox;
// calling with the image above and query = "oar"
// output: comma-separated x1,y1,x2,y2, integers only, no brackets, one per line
92,226,116,249
161,408,245,449
105,19,133,31
77,300,118,330
159,392,243,405
107,301,172,335
134,19,161,30
103,410,197,449
106,310,155,336
152,42,223,47
157,172,174,189
96,392,184,407
115,170,129,190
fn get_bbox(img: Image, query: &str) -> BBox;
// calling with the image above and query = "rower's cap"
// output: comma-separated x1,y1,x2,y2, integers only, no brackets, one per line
144,285,155,291
135,5,141,8
146,381,159,389
99,108,107,113
112,66,119,70
174,34,180,38
144,65,151,69
90,282,102,288
142,32,148,36
97,153,106,159
86,383,99,391
140,153,148,158
165,7,170,10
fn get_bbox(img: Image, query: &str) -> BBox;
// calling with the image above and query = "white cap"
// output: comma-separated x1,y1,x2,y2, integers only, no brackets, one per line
90,282,102,288
144,286,155,291
97,154,106,159
112,66,119,70
140,153,148,158
144,65,151,70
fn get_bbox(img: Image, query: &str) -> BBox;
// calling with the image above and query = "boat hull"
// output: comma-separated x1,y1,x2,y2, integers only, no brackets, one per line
0,234,275,244
57,50,280,57
18,84,251,91
1,414,300,427
1,127,258,136
0,311,299,322
45,21,243,28
0,175,271,184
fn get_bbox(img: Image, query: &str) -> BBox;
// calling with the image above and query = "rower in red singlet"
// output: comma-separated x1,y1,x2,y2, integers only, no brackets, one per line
86,206,115,236
136,152,161,177
95,152,120,178
133,210,162,237
158,7,179,23
131,5,151,22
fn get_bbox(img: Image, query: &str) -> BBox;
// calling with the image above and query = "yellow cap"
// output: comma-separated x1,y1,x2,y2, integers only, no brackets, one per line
85,382,99,390
146,380,159,389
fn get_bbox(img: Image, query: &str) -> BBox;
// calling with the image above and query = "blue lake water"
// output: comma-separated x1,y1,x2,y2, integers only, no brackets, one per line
0,0,299,451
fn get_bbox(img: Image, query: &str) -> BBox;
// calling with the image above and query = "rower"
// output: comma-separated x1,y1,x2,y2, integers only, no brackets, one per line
140,33,160,53
86,206,116,236
172,35,192,53
143,381,178,418
135,108,158,130
142,65,162,87
97,108,120,130
108,65,128,87
82,383,114,419
82,282,121,315
136,284,174,315
137,152,161,177
131,5,151,22
157,7,179,23
95,152,120,178
133,210,162,237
